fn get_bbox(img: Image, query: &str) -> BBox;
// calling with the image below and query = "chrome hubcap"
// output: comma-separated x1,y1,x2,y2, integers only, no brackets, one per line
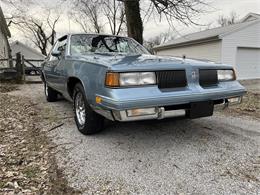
75,92,86,126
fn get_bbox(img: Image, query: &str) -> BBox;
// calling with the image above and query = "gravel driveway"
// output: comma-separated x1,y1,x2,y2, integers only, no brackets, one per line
8,83,260,194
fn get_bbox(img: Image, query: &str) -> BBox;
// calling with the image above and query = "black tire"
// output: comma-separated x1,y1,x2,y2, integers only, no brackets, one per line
44,81,58,102
73,83,104,135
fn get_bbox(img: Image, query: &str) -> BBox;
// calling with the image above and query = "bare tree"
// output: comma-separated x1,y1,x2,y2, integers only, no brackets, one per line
218,12,238,27
122,0,208,45
9,12,60,56
124,0,143,43
102,0,125,35
144,30,176,52
3,1,61,56
71,0,125,35
72,0,103,33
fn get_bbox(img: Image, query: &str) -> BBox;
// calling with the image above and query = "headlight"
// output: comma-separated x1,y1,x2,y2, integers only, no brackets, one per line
105,72,156,87
217,69,235,81
120,72,156,86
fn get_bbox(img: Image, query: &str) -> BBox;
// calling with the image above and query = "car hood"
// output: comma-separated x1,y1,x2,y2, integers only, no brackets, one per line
71,54,232,71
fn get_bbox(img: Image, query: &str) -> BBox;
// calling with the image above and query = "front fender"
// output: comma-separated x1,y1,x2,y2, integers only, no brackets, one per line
64,60,108,105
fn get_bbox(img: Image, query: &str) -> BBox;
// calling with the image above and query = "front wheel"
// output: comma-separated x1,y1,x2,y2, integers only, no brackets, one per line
73,83,104,135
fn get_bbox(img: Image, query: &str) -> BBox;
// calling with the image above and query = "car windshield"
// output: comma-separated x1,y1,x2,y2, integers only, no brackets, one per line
70,34,150,56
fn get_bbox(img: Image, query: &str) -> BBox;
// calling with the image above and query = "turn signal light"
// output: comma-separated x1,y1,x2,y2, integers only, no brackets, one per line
105,72,119,87
95,96,102,104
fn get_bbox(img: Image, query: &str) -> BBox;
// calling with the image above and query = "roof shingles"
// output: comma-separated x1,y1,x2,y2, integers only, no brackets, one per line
154,19,259,50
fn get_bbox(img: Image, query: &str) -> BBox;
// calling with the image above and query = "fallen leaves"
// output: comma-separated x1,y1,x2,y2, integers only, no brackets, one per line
0,91,79,194
0,84,19,93
221,92,260,119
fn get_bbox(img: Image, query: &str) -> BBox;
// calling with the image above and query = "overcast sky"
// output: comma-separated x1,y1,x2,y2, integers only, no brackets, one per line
2,0,260,46
143,0,260,38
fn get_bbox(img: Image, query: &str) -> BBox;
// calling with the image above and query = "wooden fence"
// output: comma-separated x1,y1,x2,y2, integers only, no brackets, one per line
0,52,44,82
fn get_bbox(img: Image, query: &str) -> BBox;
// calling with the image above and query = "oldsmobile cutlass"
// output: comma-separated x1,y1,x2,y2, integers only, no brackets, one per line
41,33,246,135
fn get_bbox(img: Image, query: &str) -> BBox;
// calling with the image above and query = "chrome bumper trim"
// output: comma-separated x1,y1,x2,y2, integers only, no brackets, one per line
214,96,242,111
214,101,228,111
113,108,186,122
98,96,243,122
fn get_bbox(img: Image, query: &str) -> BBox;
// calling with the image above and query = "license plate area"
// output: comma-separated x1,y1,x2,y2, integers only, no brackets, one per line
188,101,214,119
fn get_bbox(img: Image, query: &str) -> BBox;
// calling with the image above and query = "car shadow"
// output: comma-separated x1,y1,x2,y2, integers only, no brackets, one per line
90,116,219,153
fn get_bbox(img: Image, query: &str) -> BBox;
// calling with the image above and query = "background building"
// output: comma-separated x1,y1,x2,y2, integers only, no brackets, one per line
0,6,12,68
154,13,260,80
10,41,45,67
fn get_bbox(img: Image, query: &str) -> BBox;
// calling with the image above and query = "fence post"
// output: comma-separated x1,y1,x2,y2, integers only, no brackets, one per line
15,52,24,83
21,55,25,81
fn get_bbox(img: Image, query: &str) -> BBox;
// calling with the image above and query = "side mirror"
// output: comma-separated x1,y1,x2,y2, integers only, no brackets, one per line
51,50,61,57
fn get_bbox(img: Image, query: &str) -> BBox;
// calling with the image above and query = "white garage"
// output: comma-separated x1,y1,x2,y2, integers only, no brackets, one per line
154,13,260,80
236,48,260,79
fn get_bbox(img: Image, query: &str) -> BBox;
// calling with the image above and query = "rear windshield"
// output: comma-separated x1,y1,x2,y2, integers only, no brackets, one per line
70,34,150,55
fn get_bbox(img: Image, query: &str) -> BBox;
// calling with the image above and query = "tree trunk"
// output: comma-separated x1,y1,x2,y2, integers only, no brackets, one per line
124,0,143,44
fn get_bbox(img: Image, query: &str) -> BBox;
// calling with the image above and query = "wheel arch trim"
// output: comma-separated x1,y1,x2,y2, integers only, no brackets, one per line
67,76,88,99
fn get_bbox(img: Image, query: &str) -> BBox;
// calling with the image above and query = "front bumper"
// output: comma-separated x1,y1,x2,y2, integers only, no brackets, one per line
111,96,242,121
93,81,246,121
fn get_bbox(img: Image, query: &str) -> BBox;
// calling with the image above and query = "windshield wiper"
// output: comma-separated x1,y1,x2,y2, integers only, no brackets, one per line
93,52,113,55
93,52,141,57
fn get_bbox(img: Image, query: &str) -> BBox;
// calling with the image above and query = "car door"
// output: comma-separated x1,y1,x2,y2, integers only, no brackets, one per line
46,36,68,92
44,42,59,88
52,37,68,92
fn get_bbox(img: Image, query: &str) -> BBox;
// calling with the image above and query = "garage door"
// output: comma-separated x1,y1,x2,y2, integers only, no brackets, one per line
236,48,260,80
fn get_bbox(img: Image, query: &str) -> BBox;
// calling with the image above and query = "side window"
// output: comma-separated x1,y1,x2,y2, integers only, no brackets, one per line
57,39,67,55
49,42,59,61
49,37,67,61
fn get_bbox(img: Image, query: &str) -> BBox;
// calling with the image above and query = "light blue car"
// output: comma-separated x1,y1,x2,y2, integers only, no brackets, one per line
41,33,246,135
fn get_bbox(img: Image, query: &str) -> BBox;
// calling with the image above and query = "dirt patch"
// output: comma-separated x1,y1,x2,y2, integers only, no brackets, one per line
221,92,260,119
0,92,80,194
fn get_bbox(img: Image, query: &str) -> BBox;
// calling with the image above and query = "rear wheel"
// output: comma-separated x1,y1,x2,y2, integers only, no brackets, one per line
44,82,58,102
73,83,104,135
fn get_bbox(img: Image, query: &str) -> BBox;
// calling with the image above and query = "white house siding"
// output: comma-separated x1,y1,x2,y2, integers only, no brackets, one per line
155,41,222,63
221,21,260,79
0,30,9,68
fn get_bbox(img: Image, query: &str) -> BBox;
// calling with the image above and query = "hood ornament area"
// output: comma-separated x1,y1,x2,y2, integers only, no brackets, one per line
192,71,197,80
